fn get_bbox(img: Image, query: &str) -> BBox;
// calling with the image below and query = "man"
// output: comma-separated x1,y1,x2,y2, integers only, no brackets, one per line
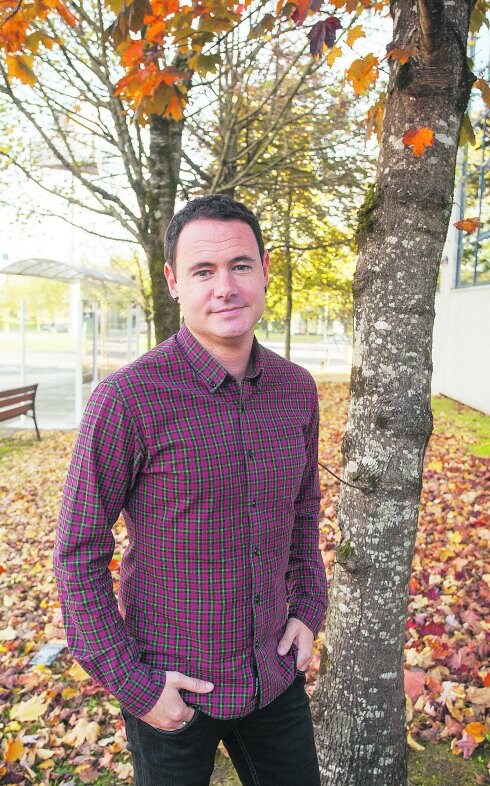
54,194,328,785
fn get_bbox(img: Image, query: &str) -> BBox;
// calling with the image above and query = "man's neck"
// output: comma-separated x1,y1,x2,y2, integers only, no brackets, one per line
186,327,254,384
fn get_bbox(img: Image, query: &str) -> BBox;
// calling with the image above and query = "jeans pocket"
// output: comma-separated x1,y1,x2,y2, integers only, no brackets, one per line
295,669,307,681
141,708,201,736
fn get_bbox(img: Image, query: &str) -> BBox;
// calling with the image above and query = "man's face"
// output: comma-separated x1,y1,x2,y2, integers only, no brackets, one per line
164,218,269,346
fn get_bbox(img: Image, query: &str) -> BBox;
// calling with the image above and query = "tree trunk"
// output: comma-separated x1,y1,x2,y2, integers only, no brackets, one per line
284,193,293,361
284,246,293,361
147,112,184,343
311,2,474,784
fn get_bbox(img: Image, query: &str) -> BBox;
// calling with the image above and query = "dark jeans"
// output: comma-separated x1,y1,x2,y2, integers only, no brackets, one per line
122,672,320,786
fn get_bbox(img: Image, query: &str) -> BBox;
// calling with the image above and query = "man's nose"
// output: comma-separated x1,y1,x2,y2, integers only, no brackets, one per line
214,269,236,298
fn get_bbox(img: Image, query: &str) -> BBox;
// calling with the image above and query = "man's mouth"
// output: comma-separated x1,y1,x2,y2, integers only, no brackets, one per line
213,306,244,313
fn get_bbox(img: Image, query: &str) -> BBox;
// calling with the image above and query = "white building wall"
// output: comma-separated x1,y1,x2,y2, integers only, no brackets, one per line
432,201,490,415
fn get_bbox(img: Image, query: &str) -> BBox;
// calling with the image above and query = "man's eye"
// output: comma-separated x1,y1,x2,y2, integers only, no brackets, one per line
234,265,251,271
195,270,212,277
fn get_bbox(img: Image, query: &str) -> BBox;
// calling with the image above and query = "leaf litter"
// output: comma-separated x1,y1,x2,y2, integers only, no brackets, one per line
0,383,489,783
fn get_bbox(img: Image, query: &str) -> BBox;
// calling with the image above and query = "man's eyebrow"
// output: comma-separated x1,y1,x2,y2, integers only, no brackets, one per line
188,255,257,271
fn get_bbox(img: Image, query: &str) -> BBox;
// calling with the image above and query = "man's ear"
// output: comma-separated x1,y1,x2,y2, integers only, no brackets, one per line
262,250,270,287
164,262,177,298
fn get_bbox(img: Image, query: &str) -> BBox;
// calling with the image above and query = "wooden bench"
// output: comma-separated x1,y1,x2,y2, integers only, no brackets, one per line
0,384,41,440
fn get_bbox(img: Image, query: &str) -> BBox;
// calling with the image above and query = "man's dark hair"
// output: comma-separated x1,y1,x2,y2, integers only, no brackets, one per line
164,194,265,274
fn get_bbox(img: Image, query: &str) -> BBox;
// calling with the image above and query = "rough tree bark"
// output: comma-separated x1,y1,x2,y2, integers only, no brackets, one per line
284,191,293,361
311,2,475,784
146,113,183,343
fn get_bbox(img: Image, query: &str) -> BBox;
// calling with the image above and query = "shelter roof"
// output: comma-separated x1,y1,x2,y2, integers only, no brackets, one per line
0,258,136,288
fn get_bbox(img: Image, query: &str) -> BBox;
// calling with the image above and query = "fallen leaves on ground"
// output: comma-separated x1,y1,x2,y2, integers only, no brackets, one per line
0,382,489,783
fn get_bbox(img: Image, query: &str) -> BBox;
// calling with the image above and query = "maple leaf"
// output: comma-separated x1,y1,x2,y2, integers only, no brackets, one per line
386,47,416,65
66,661,91,681
346,54,379,96
453,217,480,234
346,24,365,48
326,45,342,67
120,39,146,67
63,717,101,746
4,736,24,763
10,693,49,721
402,127,435,157
291,0,324,25
6,53,36,86
307,17,341,56
0,14,29,52
165,94,184,120
463,722,488,742
404,668,426,702
473,78,490,109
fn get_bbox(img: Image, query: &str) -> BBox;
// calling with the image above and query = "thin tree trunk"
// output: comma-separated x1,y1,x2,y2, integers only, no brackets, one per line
147,112,184,343
284,193,293,361
284,247,293,361
311,2,474,784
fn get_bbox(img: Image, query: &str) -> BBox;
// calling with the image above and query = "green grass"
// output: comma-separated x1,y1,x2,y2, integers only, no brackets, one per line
210,744,490,785
408,742,490,785
0,432,39,461
432,394,490,456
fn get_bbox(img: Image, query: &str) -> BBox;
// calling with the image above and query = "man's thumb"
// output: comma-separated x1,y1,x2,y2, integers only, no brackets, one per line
177,673,214,693
277,635,293,656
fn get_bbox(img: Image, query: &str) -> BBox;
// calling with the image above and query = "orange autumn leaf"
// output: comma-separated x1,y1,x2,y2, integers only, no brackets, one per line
0,564,6,574
402,127,435,157
346,54,378,95
4,736,24,763
386,47,416,64
108,558,120,570
0,14,29,52
120,39,146,67
6,53,36,86
463,722,488,742
165,93,183,120
473,78,490,109
56,1,78,26
483,673,490,687
453,216,480,234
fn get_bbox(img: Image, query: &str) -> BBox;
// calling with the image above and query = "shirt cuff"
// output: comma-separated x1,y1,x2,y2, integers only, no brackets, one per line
288,596,327,639
116,665,167,718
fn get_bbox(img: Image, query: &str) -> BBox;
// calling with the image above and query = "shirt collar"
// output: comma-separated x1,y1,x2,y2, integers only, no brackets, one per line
175,322,264,392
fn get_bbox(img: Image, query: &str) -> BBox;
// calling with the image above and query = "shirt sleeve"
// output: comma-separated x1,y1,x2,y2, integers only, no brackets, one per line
53,381,166,717
286,376,328,638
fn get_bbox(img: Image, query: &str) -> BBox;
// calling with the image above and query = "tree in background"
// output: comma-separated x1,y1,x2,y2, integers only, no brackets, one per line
187,38,370,355
0,275,69,330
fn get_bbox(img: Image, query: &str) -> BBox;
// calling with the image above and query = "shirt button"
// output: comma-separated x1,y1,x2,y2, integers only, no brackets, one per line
254,547,259,556
251,499,256,507
255,639,260,647
255,594,260,604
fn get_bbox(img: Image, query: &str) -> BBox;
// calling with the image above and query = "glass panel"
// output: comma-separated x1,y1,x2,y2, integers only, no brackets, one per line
476,236,490,285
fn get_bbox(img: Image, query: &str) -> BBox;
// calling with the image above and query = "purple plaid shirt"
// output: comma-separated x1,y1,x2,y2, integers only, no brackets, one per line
54,323,327,719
